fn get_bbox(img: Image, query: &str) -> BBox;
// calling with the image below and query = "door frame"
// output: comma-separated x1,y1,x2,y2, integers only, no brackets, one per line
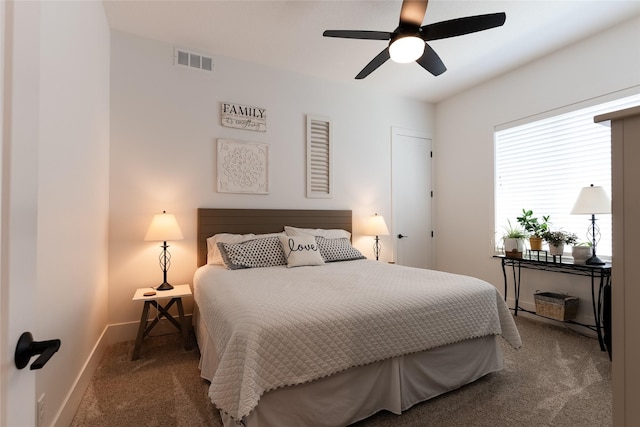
0,1,6,421
1,1,40,425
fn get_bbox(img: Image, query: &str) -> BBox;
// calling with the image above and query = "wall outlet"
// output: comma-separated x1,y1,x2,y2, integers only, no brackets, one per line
37,394,45,427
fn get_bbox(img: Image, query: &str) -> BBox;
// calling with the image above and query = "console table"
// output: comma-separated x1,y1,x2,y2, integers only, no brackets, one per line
494,255,611,355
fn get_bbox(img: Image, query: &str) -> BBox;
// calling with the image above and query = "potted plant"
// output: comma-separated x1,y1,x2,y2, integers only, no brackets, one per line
572,241,593,264
502,220,528,258
516,209,550,251
541,230,578,256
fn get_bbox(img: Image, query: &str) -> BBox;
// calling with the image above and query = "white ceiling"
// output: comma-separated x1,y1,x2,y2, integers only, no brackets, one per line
103,0,640,103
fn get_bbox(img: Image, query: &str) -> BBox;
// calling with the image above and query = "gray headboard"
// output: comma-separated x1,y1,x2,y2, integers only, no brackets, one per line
197,208,352,267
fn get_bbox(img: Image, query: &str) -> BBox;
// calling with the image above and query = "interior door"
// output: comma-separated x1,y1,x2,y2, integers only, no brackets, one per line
391,127,432,269
1,2,40,425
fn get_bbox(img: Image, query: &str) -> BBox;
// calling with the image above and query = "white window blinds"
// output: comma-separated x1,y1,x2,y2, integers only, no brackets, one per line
495,93,640,258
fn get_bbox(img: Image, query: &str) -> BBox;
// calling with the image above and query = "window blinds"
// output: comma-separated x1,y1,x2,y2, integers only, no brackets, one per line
495,93,640,257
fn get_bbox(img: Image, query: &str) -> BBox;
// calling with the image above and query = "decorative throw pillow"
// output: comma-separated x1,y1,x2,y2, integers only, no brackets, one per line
284,226,351,240
217,237,286,270
207,233,255,265
207,232,284,264
278,235,325,268
315,236,366,262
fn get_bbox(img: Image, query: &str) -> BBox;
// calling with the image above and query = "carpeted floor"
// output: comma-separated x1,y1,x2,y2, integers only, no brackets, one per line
71,316,611,427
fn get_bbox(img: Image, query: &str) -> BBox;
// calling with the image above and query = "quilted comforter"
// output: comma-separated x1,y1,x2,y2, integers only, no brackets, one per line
194,259,521,421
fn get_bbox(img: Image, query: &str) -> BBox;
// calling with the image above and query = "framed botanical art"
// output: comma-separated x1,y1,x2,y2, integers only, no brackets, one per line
217,139,269,194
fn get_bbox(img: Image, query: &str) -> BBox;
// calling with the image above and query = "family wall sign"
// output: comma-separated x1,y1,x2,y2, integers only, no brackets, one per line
221,102,267,132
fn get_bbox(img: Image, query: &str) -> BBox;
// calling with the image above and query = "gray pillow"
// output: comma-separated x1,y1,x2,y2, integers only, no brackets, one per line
315,236,366,262
217,237,286,270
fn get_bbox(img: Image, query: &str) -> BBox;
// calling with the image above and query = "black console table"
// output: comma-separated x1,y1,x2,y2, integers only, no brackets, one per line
494,255,611,355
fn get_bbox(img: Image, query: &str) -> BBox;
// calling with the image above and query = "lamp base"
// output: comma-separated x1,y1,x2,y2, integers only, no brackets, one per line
586,255,606,266
373,236,381,261
156,282,174,291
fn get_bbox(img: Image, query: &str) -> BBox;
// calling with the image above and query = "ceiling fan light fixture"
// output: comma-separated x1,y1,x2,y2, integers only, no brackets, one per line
389,35,425,63
323,0,506,79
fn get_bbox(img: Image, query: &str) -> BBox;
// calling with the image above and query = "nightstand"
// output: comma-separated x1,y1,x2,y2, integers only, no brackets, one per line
131,284,193,361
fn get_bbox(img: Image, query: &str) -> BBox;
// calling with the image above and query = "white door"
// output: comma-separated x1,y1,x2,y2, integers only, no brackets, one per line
1,2,40,425
391,127,432,269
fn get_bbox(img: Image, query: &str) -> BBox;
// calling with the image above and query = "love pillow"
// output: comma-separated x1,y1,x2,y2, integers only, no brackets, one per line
278,235,325,268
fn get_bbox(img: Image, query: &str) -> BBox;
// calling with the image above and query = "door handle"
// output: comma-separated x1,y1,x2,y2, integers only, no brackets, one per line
15,332,61,370
398,234,408,239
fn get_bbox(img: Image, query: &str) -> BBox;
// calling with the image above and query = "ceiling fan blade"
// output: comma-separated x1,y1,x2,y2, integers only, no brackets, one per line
323,30,392,40
421,12,506,41
355,48,391,79
416,43,446,76
399,0,429,28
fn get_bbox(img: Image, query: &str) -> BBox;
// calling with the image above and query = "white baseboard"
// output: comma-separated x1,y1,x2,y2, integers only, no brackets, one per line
105,314,194,345
53,314,193,427
53,326,109,427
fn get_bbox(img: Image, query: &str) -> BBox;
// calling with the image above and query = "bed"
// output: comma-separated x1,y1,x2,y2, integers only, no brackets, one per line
194,208,521,427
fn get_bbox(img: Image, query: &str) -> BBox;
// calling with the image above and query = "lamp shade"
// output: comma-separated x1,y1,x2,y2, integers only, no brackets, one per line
144,211,184,242
363,214,390,236
389,36,425,63
570,185,611,215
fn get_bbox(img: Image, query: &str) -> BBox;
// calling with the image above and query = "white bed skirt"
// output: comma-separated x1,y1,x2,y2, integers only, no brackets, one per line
195,306,503,427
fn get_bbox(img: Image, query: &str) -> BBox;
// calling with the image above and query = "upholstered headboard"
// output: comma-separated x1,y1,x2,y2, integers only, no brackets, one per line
197,208,352,267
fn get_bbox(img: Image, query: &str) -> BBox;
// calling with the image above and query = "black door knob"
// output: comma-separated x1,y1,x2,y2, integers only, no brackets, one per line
15,332,61,370
397,234,408,239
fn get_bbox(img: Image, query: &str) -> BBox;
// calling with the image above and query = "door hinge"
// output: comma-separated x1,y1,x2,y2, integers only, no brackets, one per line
430,190,433,198
431,230,434,238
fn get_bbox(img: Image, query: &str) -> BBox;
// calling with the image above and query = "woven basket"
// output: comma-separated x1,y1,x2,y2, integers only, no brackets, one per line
534,292,579,321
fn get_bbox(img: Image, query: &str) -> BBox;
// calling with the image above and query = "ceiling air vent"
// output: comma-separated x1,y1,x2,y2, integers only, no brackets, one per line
174,47,213,72
306,115,332,199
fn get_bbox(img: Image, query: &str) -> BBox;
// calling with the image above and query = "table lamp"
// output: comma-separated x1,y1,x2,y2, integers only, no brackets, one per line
144,211,184,290
363,213,390,261
570,184,611,265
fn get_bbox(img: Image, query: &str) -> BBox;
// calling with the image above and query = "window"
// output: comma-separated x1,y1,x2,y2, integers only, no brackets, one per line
495,93,640,258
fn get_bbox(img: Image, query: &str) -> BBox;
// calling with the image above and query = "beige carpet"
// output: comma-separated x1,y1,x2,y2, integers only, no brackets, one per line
71,316,611,426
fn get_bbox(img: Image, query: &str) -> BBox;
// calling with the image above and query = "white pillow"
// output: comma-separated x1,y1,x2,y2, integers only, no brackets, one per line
279,235,325,268
207,232,284,265
284,226,351,240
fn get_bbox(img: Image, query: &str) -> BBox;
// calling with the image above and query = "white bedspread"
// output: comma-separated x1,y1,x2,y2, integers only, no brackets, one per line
194,259,521,421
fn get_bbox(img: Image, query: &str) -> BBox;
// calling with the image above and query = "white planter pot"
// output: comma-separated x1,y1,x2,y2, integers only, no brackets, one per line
549,243,565,256
504,238,525,258
572,245,593,263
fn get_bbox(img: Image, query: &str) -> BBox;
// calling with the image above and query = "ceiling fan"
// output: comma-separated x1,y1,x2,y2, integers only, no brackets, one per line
323,0,506,79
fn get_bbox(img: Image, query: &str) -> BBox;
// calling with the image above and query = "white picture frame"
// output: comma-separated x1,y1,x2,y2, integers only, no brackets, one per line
217,139,269,194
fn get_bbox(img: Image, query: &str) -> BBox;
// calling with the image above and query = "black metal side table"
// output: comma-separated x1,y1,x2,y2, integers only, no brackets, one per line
494,255,611,356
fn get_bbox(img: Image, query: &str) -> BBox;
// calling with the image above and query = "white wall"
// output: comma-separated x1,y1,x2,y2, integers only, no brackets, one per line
35,2,110,426
434,16,640,323
108,31,434,326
